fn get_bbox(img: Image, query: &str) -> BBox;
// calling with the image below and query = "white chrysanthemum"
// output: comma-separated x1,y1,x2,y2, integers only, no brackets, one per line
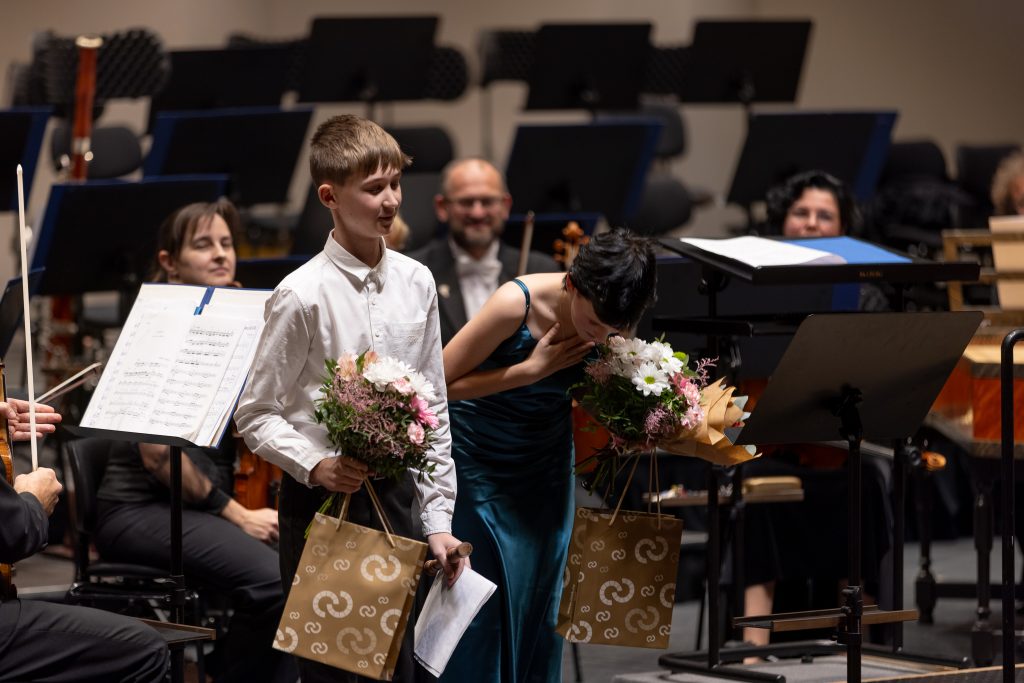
659,354,684,375
631,362,669,397
406,369,438,402
363,356,414,390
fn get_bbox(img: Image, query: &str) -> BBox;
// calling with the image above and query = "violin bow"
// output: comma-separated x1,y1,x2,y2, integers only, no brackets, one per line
16,165,38,470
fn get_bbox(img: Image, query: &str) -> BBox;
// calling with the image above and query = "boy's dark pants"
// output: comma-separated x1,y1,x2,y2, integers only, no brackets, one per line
278,474,424,683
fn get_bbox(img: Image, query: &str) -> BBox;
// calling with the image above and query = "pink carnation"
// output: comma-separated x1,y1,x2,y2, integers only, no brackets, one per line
407,422,425,445
585,359,613,385
392,377,414,395
410,394,440,429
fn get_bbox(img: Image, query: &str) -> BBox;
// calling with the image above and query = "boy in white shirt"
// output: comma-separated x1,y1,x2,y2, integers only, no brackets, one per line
235,114,467,683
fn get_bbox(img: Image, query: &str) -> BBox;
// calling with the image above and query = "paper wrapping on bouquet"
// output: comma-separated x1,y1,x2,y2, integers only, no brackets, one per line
660,378,759,466
556,507,682,648
273,491,427,680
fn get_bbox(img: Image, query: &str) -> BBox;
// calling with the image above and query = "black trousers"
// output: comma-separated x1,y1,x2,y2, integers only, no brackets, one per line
0,598,169,682
95,502,293,683
278,474,426,683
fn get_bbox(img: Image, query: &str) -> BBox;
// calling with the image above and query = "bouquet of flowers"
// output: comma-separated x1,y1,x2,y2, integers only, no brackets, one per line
573,336,756,477
314,350,440,482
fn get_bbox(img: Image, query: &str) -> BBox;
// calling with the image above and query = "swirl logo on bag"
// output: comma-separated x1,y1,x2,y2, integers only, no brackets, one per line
603,627,620,640
312,590,353,619
596,610,611,623
358,605,377,618
590,539,606,551
634,537,668,563
304,621,322,634
310,642,328,655
569,621,593,643
332,558,351,572
625,606,660,633
289,611,300,620
611,549,626,561
640,585,655,598
660,583,675,608
599,579,635,605
380,609,401,636
337,627,377,655
378,595,390,605
374,653,387,666
275,627,298,653
360,554,402,582
292,574,301,585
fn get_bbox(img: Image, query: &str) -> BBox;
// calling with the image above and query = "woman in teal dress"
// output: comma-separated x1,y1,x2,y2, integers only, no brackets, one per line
440,229,657,682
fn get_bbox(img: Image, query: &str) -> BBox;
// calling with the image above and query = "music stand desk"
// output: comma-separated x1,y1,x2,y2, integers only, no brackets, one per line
235,256,309,290
144,107,312,207
505,121,661,227
146,47,292,132
524,23,651,111
30,176,229,300
678,21,811,105
0,108,51,210
0,270,43,358
501,212,601,260
297,16,438,104
725,111,898,207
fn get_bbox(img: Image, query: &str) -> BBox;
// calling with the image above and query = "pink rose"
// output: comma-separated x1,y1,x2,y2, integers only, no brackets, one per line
407,421,425,445
363,350,379,366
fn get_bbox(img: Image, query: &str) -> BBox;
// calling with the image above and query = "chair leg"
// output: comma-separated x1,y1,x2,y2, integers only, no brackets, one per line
696,579,706,650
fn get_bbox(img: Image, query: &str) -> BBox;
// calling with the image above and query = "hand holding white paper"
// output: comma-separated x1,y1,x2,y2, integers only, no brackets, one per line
414,567,497,677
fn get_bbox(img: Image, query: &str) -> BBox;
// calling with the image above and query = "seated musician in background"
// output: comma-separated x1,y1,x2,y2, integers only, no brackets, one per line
740,171,892,649
92,199,295,682
0,398,170,682
991,150,1024,217
409,158,560,345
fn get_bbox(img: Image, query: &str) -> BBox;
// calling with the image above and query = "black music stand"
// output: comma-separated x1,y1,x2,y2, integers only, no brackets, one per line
504,121,661,227
0,270,44,358
500,212,601,260
297,16,438,109
727,111,898,208
0,108,51,210
678,21,812,106
144,108,311,208
146,47,292,132
524,23,652,111
234,256,309,290
30,176,228,311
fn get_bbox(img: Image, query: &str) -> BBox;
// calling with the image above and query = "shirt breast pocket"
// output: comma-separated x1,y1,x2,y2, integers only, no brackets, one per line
385,319,427,346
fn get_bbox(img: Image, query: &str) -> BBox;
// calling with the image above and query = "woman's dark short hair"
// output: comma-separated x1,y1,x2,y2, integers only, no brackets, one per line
764,170,860,235
568,228,657,330
149,197,240,282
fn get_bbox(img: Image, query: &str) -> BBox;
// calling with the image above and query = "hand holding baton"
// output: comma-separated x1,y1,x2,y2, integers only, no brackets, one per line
424,542,473,576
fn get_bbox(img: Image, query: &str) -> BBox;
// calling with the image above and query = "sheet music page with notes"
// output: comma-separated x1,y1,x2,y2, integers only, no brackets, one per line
82,283,271,446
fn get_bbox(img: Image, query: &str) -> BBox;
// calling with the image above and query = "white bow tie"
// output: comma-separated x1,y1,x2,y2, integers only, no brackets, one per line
455,256,502,281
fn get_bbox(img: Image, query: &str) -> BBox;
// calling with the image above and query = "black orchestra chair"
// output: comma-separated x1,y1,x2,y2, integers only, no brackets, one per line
956,143,1021,228
50,121,144,179
63,437,213,673
63,437,195,611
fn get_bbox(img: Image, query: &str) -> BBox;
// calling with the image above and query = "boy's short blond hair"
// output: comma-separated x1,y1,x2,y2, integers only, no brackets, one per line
309,115,411,186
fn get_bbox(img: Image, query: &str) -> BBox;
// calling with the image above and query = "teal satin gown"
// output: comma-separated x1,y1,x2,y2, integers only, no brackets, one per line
441,279,579,683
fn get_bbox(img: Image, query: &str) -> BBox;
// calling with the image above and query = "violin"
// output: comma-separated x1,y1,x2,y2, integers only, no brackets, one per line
0,363,17,599
232,430,282,510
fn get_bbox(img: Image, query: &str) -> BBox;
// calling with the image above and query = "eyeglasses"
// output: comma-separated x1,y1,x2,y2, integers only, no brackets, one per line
445,195,504,211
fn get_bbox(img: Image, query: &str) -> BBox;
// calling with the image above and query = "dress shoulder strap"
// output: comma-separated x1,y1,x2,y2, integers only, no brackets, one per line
511,278,531,328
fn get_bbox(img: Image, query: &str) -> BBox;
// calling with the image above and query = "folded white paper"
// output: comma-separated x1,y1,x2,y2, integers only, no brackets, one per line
414,567,497,677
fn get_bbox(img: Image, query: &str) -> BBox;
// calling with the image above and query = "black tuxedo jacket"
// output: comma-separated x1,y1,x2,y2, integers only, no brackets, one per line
408,238,560,346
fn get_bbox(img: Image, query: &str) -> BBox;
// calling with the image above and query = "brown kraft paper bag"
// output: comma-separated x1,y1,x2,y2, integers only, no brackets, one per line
556,506,682,649
273,488,428,680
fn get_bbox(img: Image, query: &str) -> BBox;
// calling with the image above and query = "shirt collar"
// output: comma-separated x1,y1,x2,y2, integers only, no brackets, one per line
323,233,388,287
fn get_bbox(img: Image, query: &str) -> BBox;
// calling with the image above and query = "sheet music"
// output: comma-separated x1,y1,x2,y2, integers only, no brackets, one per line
82,283,271,446
679,236,847,267
414,569,497,677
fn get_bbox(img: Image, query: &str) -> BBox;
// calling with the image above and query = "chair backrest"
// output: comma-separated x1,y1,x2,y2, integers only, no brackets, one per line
879,140,949,186
64,438,112,579
50,122,144,179
387,126,454,173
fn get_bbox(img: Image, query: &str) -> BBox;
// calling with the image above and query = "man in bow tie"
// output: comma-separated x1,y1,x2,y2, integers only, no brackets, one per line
409,158,559,345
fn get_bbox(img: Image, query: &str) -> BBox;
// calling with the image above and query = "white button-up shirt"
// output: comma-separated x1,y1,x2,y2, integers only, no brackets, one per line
234,235,455,535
